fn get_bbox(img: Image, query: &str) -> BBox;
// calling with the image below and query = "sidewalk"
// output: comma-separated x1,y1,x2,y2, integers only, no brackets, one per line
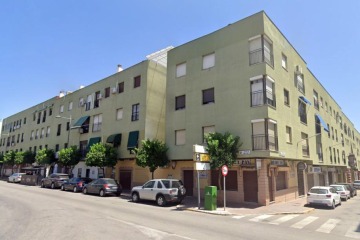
177,196,314,216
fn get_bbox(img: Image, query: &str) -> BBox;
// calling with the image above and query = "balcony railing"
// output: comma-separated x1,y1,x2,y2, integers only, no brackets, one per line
249,48,274,67
251,90,276,107
252,134,278,151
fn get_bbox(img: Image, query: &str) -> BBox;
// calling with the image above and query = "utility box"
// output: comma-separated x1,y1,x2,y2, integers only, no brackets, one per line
204,186,217,210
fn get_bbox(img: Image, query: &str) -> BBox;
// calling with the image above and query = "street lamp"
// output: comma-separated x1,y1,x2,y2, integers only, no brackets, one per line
56,115,72,147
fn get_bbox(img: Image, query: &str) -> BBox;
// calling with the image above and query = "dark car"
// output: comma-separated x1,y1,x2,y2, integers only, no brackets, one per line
61,177,93,192
82,178,122,197
41,173,70,189
337,183,357,197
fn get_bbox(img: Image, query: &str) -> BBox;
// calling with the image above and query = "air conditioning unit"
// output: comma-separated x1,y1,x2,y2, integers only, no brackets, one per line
295,65,303,75
112,87,117,94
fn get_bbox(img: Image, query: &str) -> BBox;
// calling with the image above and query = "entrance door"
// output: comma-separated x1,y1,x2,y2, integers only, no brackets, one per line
119,170,132,191
183,170,194,196
268,169,275,202
328,172,333,185
243,171,258,202
319,174,325,186
86,169,90,178
297,164,305,196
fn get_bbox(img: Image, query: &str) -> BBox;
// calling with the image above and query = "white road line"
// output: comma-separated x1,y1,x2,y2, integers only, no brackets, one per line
269,214,299,225
345,223,360,239
232,215,246,220
316,219,340,233
291,216,318,229
249,214,272,222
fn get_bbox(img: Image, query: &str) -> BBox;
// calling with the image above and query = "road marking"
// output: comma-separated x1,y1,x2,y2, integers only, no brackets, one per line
232,215,246,220
316,219,340,233
249,214,272,222
291,216,318,229
269,214,299,225
345,223,360,239
108,216,194,240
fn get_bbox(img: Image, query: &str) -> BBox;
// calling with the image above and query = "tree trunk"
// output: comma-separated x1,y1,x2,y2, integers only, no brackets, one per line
151,171,154,179
218,169,222,191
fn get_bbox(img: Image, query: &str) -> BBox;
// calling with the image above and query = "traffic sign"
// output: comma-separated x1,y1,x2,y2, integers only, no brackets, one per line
221,165,228,177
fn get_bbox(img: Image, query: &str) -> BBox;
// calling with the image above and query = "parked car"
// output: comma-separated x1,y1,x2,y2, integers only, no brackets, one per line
61,177,93,192
307,186,341,209
131,179,186,206
82,178,122,197
353,180,360,189
336,183,357,197
41,173,70,189
8,173,26,183
330,184,351,201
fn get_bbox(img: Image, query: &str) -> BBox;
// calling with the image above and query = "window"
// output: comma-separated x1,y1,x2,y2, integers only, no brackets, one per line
176,62,186,78
93,114,102,132
21,133,24,142
320,97,323,108
175,129,186,145
313,90,319,110
202,53,215,69
49,108,53,116
331,127,334,140
325,102,328,112
35,129,39,139
330,106,332,116
42,111,46,123
296,74,305,93
250,76,275,107
284,89,290,106
251,119,278,151
57,124,61,136
37,112,41,124
333,148,337,162
281,54,287,69
329,147,333,162
85,95,92,111
31,131,34,140
134,75,141,88
94,91,101,108
203,125,215,143
41,128,45,138
202,88,215,104
118,82,124,93
276,171,287,191
131,104,140,121
249,35,273,66
301,132,309,156
105,87,110,98
79,98,84,107
24,117,26,124
46,126,50,137
298,99,307,124
60,105,64,113
66,122,70,131
286,126,292,143
175,95,186,110
68,101,73,111
116,108,123,120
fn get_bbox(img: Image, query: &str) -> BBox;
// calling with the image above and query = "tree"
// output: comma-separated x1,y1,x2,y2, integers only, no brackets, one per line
35,149,56,166
58,146,82,175
85,143,118,178
0,153,4,177
23,150,36,165
134,139,169,179
204,132,242,190
3,150,16,174
15,151,25,166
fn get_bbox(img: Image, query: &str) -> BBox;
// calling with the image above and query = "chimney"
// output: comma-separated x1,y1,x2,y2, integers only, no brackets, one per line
117,64,123,72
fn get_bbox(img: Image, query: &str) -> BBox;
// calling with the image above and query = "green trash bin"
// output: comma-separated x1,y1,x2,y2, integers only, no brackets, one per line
204,186,217,210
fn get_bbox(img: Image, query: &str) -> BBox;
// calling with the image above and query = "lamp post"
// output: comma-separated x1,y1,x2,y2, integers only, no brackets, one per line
56,115,72,147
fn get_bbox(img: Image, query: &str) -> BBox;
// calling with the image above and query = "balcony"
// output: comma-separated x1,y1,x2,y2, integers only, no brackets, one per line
252,134,278,151
251,90,276,107
92,123,102,132
249,48,274,67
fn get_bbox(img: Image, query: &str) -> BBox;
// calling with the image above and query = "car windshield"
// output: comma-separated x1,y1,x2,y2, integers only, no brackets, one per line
171,181,182,188
310,188,328,194
59,175,69,179
105,179,117,185
332,186,343,191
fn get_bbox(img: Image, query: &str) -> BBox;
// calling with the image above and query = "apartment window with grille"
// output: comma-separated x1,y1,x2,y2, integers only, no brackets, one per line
175,129,186,145
105,87,110,98
329,147,332,162
94,91,101,108
49,108,53,116
250,76,275,107
41,128,45,138
92,114,102,132
301,132,309,156
118,82,124,93
333,148,337,162
131,104,140,121
202,88,215,105
202,53,215,69
42,111,46,123
298,100,307,124
203,125,215,143
249,35,274,67
134,75,141,88
251,119,278,151
175,95,186,110
283,89,289,106
57,124,61,136
85,95,92,111
46,126,50,137
176,62,186,78
286,126,292,143
116,108,123,120
313,90,319,110
276,171,287,191
296,74,305,94
281,54,287,69
35,130,39,139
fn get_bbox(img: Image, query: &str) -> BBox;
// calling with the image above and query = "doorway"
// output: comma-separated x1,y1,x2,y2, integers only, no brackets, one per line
183,170,194,196
297,164,305,196
119,170,132,191
243,171,258,202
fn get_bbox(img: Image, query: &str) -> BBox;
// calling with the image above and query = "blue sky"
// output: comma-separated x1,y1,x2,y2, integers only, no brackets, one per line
1,1,359,129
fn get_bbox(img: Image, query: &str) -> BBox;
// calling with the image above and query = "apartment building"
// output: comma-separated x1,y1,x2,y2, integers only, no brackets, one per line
0,54,168,189
164,11,360,205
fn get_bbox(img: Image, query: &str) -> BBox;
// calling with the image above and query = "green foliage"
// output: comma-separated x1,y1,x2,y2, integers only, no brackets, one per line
58,146,82,168
85,143,118,169
23,150,36,165
0,153,4,164
15,151,25,165
35,149,56,165
3,151,16,165
134,139,169,179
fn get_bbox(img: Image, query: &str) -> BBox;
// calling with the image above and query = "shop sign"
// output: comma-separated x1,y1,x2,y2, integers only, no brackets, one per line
235,159,254,166
239,150,251,155
193,153,210,162
270,160,287,166
199,171,208,179
297,162,307,171
312,167,322,173
327,168,336,172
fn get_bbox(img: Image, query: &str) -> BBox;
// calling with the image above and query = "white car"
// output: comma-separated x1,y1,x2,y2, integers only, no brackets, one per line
330,184,351,201
307,186,341,209
8,173,26,183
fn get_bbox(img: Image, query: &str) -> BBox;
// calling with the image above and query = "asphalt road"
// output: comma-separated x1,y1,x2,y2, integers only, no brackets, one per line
1,181,359,240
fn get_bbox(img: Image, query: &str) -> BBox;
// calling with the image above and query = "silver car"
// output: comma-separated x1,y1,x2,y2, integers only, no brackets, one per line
8,173,26,183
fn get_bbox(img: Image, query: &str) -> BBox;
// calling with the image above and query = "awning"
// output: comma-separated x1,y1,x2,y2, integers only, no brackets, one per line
299,96,311,105
107,134,122,147
127,131,139,150
87,137,101,150
315,114,329,132
73,116,90,128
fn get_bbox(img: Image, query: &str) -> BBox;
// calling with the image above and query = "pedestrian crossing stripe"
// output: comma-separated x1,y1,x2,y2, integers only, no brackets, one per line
269,214,299,225
316,219,340,233
249,214,272,222
290,216,318,229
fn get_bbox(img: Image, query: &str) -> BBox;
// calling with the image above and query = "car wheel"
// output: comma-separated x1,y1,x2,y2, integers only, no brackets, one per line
41,182,45,188
331,200,335,209
61,185,65,191
73,187,77,193
132,192,139,202
99,189,105,197
156,195,166,207
51,183,55,189
83,188,88,194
